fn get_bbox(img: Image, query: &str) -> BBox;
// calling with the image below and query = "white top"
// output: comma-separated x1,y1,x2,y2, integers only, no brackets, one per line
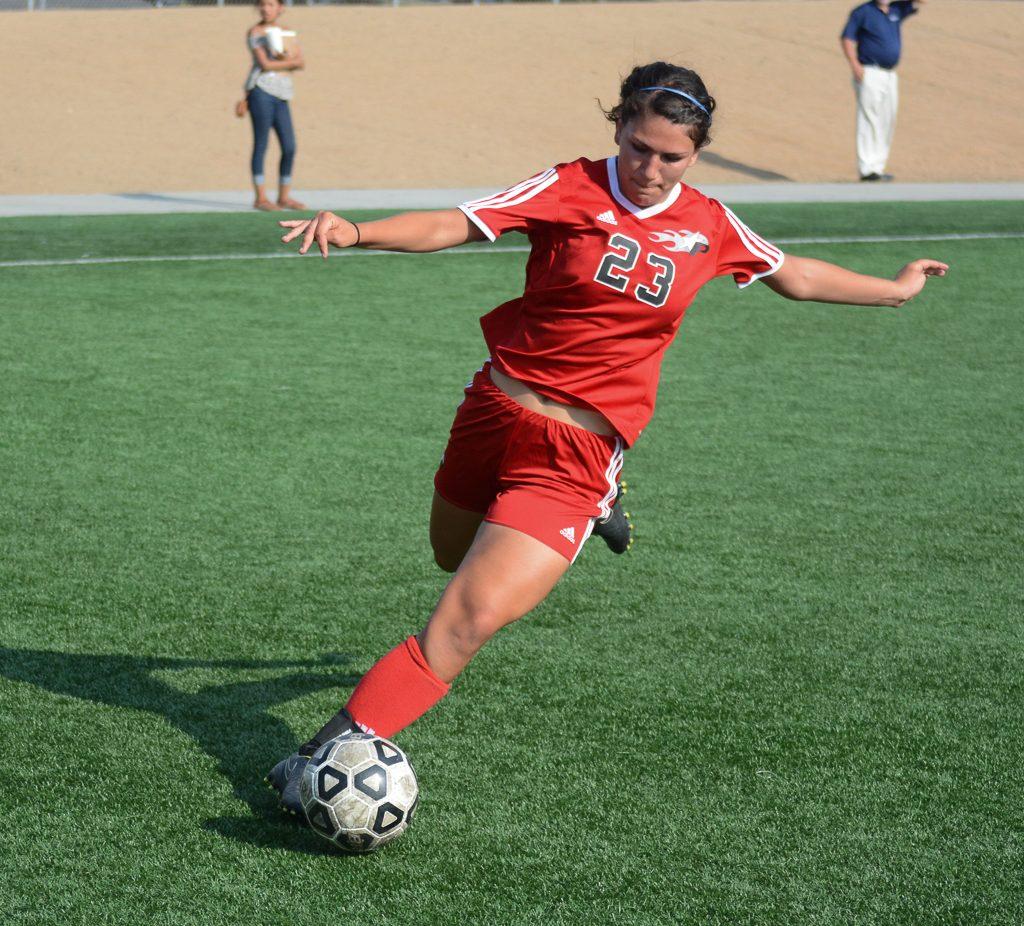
244,32,294,101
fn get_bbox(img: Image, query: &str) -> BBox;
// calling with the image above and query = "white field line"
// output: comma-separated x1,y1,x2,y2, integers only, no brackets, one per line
1,231,1021,269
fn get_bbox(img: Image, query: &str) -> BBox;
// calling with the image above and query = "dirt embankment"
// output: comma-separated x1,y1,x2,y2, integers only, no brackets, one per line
5,1,1023,194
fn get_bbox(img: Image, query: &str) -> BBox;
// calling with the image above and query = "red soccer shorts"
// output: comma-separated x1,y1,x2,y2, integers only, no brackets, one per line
434,365,624,563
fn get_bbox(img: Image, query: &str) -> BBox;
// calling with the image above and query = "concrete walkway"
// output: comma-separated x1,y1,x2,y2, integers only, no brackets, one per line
2,183,1023,218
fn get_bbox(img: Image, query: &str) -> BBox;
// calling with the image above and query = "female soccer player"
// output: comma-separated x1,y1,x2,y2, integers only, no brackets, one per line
266,61,947,817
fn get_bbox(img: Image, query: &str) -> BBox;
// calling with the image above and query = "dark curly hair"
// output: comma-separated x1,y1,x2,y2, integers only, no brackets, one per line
603,62,716,149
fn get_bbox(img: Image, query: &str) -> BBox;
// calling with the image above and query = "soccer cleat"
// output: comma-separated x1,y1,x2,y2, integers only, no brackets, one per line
265,749,315,821
266,710,360,821
593,482,633,554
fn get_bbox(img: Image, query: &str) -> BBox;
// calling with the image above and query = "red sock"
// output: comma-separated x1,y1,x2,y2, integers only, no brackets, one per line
344,635,451,739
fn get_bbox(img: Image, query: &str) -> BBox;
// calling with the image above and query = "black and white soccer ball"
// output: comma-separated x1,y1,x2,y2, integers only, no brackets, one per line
299,733,419,853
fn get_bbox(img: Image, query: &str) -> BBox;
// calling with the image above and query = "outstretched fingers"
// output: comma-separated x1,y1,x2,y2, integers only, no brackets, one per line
893,258,950,304
303,213,326,257
279,218,312,244
278,212,336,258
317,218,332,259
909,258,949,277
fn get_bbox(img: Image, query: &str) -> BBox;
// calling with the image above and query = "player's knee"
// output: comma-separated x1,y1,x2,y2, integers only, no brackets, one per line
442,605,504,659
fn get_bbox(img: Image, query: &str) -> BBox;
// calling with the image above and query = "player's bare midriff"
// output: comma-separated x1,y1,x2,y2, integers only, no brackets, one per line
488,367,617,437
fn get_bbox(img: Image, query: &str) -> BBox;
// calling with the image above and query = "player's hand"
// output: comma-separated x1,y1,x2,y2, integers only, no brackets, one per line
234,98,248,118
853,63,865,84
279,211,358,259
893,258,948,303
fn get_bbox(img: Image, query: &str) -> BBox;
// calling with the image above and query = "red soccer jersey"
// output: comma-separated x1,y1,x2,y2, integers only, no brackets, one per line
459,156,784,446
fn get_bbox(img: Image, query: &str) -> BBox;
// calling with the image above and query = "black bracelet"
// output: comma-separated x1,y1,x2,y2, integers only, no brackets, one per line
351,221,361,247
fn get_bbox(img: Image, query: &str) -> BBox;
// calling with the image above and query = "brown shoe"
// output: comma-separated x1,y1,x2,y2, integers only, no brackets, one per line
254,199,281,211
277,198,307,210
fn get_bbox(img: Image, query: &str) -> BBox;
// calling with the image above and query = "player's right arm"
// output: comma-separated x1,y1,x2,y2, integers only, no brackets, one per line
279,209,486,259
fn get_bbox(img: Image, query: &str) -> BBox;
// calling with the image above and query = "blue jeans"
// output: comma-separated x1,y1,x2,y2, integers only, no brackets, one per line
248,85,296,185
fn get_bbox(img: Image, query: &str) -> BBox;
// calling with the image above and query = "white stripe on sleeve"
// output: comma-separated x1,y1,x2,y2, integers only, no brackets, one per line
721,204,785,288
462,168,558,210
459,168,560,242
459,204,499,242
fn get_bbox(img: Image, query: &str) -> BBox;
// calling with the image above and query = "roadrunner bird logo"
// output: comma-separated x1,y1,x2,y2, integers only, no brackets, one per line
649,229,710,254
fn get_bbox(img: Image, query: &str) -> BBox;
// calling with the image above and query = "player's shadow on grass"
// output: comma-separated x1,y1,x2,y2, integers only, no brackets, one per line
0,646,360,855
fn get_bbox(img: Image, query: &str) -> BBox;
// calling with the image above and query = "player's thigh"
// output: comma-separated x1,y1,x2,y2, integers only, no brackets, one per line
429,491,485,573
419,521,570,681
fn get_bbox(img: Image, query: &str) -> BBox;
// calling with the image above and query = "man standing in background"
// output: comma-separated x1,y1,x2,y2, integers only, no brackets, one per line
841,0,925,181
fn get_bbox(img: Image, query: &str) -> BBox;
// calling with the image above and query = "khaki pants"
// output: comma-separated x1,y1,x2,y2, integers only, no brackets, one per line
854,65,899,177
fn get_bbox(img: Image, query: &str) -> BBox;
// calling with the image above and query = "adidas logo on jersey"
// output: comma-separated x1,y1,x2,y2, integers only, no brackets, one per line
596,210,618,226
559,526,576,544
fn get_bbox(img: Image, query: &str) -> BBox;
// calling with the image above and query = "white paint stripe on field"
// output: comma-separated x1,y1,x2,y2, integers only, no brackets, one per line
0,231,1021,270
776,232,1024,245
0,250,459,269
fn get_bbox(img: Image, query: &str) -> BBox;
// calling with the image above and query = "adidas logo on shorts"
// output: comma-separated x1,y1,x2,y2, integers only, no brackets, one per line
559,526,576,544
596,210,617,226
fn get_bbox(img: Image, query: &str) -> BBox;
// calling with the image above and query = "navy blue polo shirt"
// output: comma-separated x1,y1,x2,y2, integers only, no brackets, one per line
841,1,917,69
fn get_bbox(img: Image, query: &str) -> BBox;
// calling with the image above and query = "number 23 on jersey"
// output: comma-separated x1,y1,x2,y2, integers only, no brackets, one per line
594,233,676,309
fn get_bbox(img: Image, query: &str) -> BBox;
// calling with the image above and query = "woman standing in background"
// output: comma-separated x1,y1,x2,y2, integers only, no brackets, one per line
235,0,305,211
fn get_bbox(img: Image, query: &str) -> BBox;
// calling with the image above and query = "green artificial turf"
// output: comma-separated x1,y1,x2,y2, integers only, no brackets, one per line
1,200,1022,263
1,202,1022,925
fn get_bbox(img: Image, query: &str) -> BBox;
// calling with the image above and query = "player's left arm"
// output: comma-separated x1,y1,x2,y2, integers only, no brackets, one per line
762,254,948,307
